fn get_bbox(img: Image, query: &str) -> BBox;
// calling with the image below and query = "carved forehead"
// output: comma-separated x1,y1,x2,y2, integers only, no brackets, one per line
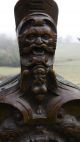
17,13,57,35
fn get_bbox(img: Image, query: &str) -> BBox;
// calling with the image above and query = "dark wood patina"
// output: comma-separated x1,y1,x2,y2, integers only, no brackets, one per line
0,0,80,142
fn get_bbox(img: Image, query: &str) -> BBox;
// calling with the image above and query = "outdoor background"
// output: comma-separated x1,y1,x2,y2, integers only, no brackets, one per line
0,0,80,86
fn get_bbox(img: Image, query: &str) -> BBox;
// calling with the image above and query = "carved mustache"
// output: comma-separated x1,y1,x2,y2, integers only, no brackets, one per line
20,43,53,67
20,43,55,55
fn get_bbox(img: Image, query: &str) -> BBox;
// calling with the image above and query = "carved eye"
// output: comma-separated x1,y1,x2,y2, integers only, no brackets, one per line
42,34,50,40
26,34,35,41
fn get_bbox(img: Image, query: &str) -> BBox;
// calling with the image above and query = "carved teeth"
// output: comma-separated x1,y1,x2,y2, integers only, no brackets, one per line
29,137,64,142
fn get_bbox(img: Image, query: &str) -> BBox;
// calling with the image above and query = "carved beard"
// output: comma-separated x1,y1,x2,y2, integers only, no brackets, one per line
31,65,47,95
20,65,57,99
31,65,57,95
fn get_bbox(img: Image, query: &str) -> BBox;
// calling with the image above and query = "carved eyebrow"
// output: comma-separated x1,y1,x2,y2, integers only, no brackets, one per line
44,19,57,33
18,18,57,34
18,19,34,34
23,27,56,37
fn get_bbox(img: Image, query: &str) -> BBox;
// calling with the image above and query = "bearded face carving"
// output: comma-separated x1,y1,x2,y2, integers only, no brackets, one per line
18,14,57,100
1,1,80,142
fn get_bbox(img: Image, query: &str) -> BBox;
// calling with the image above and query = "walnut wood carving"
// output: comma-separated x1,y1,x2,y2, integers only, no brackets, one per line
0,0,80,142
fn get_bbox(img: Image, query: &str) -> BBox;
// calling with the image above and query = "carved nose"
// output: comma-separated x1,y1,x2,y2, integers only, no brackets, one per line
35,37,43,44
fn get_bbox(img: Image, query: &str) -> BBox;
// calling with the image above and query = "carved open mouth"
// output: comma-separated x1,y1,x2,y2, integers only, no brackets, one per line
32,46,45,55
